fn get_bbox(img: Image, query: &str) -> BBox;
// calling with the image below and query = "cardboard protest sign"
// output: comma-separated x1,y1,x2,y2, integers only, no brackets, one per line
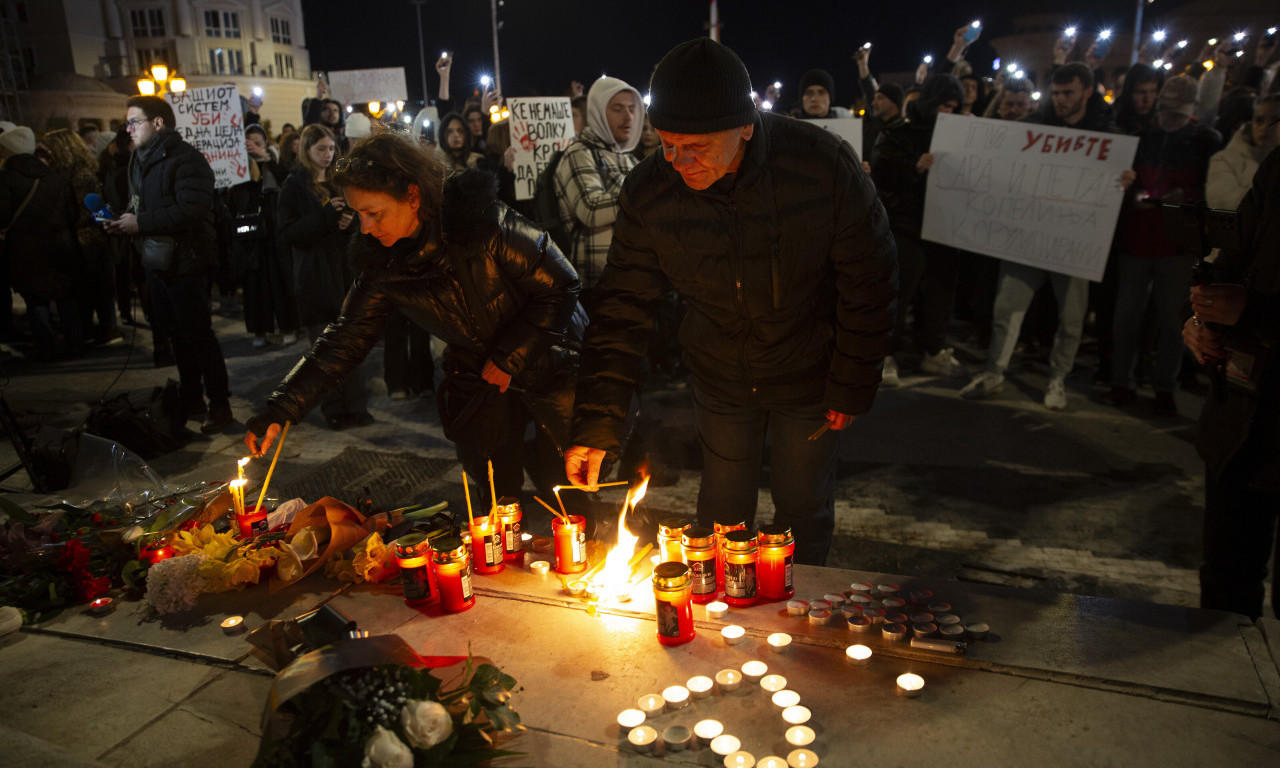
807,117,864,160
166,84,250,189
508,97,576,201
325,67,408,105
921,113,1138,282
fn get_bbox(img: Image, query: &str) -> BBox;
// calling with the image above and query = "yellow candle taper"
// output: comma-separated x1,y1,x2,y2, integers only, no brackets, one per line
230,479,246,519
552,485,570,519
251,422,290,517
560,480,629,491
462,470,474,525
486,459,498,525
533,495,568,523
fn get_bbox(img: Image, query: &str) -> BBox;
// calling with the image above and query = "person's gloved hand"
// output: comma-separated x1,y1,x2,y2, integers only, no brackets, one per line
245,408,290,456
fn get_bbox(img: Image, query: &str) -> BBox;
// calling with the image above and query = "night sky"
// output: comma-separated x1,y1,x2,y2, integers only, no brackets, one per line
303,0,1205,108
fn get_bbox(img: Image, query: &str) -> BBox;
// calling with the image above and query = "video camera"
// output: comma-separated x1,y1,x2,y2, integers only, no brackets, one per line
1161,202,1240,263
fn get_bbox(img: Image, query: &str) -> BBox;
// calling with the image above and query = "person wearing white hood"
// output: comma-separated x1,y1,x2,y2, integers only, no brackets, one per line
553,75,642,293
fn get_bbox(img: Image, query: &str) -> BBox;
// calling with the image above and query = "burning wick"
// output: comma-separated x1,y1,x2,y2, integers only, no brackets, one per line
220,615,245,634
896,672,926,697
88,597,114,615
785,725,815,747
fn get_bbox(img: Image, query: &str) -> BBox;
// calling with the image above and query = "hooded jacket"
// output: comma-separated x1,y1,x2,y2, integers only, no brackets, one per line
264,170,581,443
0,153,80,298
571,112,897,455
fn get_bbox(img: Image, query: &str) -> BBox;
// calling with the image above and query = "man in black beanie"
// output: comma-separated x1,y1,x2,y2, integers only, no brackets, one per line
795,68,839,119
565,38,898,566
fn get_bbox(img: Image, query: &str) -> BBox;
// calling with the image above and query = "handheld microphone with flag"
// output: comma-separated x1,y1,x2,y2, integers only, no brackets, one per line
84,193,115,224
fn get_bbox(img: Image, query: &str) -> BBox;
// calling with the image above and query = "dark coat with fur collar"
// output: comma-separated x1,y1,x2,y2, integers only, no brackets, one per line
265,170,582,442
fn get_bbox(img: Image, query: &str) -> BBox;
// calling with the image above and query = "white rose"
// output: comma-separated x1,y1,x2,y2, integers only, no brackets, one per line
362,725,413,768
401,699,453,749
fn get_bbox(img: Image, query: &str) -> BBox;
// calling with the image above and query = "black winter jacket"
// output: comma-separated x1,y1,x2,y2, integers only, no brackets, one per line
572,112,897,455
130,129,217,274
1196,148,1280,488
868,115,929,236
276,172,353,326
265,171,581,436
0,154,80,299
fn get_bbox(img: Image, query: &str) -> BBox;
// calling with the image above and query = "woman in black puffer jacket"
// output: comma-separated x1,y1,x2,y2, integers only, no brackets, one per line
247,132,582,507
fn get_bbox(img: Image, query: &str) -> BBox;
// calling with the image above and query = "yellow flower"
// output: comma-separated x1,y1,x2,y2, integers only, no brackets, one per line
325,557,359,583
352,532,401,584
171,524,241,560
199,556,262,592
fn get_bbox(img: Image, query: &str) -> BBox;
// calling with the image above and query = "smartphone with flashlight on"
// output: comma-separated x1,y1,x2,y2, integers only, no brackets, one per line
1094,31,1113,58
963,21,982,43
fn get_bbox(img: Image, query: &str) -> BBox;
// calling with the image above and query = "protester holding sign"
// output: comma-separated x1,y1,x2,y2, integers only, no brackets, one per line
105,96,233,434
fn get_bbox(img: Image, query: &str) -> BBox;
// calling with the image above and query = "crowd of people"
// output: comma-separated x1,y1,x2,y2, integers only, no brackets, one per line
2,19,1278,619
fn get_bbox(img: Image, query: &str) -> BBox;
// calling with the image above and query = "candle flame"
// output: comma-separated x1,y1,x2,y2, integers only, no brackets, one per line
590,475,650,601
231,478,247,489
238,457,250,467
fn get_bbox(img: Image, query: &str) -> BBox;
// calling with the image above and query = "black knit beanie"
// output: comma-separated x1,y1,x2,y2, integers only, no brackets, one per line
648,38,757,134
798,69,836,100
877,82,904,110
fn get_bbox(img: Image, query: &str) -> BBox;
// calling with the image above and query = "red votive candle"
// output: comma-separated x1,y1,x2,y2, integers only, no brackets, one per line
653,562,695,646
236,504,268,539
495,497,524,562
756,524,795,602
142,540,174,565
714,520,746,589
722,530,758,607
657,518,691,564
394,533,436,606
681,526,719,604
469,516,505,574
552,514,587,574
431,537,475,613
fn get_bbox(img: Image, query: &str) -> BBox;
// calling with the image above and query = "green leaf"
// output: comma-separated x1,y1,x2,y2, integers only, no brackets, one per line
120,560,147,590
0,495,33,523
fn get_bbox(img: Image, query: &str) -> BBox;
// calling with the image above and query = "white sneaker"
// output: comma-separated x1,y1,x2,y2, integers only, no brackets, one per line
1044,377,1067,410
881,355,900,388
960,371,1004,399
920,347,966,378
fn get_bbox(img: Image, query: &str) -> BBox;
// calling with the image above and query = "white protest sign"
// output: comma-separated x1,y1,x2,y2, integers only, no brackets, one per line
326,67,408,105
808,117,864,160
165,84,249,189
921,113,1137,282
508,97,576,201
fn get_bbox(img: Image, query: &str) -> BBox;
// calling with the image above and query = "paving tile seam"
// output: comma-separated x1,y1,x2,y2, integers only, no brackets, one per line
20,626,274,676
1238,626,1280,720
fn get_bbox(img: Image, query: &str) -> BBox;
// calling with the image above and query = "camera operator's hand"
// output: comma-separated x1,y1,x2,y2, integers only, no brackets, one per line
1191,283,1247,327
1183,316,1227,364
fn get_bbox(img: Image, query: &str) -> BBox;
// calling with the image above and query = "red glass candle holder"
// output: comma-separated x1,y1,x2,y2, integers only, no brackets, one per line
653,562,695,646
756,524,795,602
141,540,175,565
431,537,475,613
713,520,746,589
394,533,436,606
552,514,587,574
237,504,269,539
681,526,719,604
469,517,505,574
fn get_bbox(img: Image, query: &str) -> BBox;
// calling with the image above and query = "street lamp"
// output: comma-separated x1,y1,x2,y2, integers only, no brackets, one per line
138,63,185,95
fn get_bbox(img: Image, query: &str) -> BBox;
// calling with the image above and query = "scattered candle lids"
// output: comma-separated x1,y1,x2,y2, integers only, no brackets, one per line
781,705,811,725
220,615,245,634
785,725,816,747
787,747,820,767
627,724,658,750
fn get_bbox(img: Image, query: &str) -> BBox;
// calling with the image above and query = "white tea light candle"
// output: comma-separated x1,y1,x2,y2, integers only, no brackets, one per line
767,632,792,652
663,724,691,751
725,751,756,768
787,749,820,768
628,724,658,751
715,669,742,693
760,758,788,768
845,644,872,665
706,600,729,619
721,624,746,645
637,693,665,715
759,674,788,693
617,708,645,733
220,615,245,634
662,684,690,710
687,675,714,698
771,690,801,710
694,719,724,741
896,673,926,697
710,734,743,757
786,599,810,616
740,660,768,683
785,725,815,747
781,705,811,725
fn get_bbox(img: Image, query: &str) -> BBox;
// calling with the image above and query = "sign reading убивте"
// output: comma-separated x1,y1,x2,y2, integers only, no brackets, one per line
921,113,1138,282
508,97,576,201
165,84,250,189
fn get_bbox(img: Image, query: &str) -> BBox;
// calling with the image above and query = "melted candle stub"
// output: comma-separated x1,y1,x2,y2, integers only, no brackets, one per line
220,615,245,633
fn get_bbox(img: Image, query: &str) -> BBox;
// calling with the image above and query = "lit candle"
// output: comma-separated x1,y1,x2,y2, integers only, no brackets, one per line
740,660,768,683
566,580,587,596
896,672,926,698
714,668,742,693
236,456,248,481
552,514,587,574
785,599,810,616
781,705,811,725
710,735,742,757
845,644,872,665
636,693,664,715
756,524,795,602
771,690,801,710
617,708,645,733
88,597,114,616
687,675,714,698
785,725,815,747
706,600,729,619
725,751,756,768
721,624,746,645
787,748,820,767
662,685,690,710
767,632,792,652
627,724,658,752
663,724,691,751
468,515,505,574
529,560,550,575
759,674,788,693
694,719,724,742
760,758,788,768
220,615,245,634
229,477,246,519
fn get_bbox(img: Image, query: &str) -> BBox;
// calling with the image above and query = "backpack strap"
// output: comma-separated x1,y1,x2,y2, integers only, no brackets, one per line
0,177,40,241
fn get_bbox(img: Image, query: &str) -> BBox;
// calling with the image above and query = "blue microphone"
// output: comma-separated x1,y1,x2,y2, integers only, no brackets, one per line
84,193,115,223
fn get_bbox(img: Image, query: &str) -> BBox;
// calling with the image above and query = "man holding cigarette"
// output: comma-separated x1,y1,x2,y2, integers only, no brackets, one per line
564,38,897,565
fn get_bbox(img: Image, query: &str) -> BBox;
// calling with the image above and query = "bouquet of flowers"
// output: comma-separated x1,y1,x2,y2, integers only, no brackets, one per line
253,634,522,767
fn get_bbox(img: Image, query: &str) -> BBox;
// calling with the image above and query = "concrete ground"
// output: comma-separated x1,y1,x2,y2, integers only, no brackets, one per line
0,295,1275,764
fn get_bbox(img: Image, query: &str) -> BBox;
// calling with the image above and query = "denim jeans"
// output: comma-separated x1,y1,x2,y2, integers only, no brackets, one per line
692,383,838,566
1111,253,1193,392
986,262,1089,380
147,269,230,409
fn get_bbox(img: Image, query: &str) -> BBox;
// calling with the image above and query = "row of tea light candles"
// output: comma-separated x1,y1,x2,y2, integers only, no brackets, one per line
616,653,926,766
